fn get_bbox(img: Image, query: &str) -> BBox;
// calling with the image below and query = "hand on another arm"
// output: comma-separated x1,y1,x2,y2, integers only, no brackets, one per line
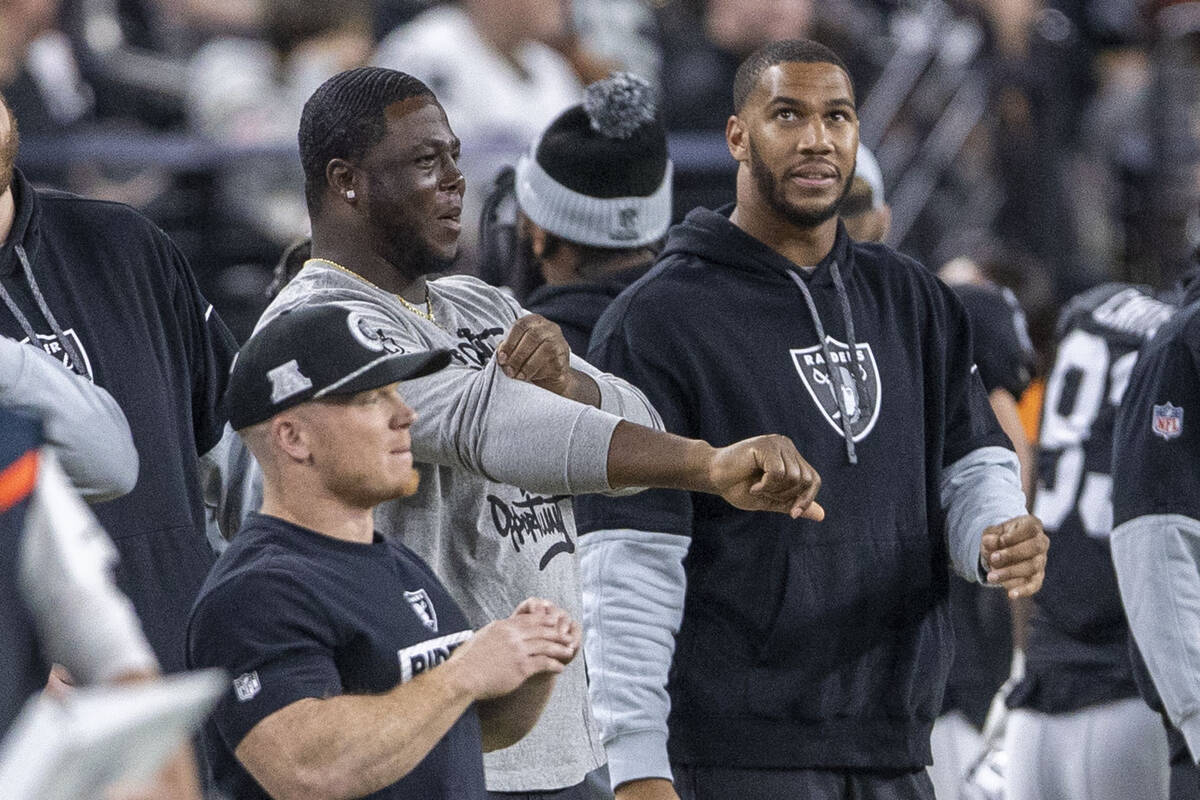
234,600,577,800
472,598,581,751
495,314,600,407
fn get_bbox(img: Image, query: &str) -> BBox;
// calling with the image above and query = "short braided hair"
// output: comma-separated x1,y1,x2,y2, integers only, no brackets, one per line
732,39,854,113
298,67,436,213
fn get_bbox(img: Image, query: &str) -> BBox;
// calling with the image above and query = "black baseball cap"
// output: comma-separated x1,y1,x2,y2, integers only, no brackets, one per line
227,304,452,430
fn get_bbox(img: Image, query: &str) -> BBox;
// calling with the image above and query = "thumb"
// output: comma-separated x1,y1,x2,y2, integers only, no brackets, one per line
791,500,825,521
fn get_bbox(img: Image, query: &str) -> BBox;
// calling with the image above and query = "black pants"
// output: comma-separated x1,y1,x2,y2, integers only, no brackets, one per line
673,764,935,800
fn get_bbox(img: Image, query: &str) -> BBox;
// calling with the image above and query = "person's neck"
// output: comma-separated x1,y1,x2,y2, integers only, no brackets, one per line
259,483,376,545
547,247,656,286
309,236,428,304
0,187,15,246
731,194,839,269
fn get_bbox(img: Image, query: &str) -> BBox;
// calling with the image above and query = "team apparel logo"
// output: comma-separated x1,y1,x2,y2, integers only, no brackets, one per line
404,588,438,631
398,630,473,682
1152,402,1183,440
233,671,261,702
347,311,406,354
790,337,881,442
266,359,312,403
20,330,94,380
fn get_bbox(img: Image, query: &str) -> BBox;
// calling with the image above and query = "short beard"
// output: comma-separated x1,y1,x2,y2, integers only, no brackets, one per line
749,138,853,229
368,205,458,280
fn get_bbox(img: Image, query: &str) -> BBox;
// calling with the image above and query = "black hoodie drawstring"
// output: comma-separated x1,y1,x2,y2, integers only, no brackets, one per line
0,244,89,377
787,262,861,465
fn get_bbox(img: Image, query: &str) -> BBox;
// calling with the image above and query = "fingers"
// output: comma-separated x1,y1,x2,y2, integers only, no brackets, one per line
746,437,823,520
982,515,1049,599
793,500,825,522
496,316,568,383
512,599,578,654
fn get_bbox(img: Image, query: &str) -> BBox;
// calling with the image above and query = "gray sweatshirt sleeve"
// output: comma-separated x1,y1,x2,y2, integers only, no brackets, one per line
199,424,262,546
19,452,158,684
568,351,664,432
1112,513,1200,762
579,528,689,789
940,445,1027,583
405,355,625,494
0,338,138,502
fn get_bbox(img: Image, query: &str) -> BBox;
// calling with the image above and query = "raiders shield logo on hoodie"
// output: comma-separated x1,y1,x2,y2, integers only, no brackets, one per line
790,337,881,442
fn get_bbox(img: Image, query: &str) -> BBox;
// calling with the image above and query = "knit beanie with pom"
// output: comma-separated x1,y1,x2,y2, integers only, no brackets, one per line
515,73,672,248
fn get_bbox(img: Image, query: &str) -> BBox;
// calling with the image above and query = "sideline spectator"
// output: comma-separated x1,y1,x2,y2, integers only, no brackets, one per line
1004,282,1175,800
575,40,1047,800
517,72,672,355
250,66,824,799
0,90,238,673
188,304,580,799
1111,263,1200,800
0,406,200,798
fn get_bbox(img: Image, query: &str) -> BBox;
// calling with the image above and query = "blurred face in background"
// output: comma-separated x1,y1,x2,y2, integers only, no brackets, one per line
706,0,813,55
470,0,569,46
0,97,18,196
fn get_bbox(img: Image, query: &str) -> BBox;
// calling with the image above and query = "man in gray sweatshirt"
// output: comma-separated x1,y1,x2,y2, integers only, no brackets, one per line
242,66,824,799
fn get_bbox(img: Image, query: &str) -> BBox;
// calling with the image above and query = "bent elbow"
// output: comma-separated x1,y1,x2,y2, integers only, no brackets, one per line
76,445,140,503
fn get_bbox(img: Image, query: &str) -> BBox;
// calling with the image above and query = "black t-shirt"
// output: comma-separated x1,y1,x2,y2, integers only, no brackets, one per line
1009,284,1175,713
186,513,486,799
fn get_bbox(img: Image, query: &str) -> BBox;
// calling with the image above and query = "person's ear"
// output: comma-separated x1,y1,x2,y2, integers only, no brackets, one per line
326,159,359,205
272,415,313,464
727,114,750,163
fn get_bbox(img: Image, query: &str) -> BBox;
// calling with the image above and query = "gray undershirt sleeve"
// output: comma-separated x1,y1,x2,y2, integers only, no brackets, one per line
0,337,138,502
940,445,1027,583
19,452,158,684
579,528,689,789
1112,514,1200,763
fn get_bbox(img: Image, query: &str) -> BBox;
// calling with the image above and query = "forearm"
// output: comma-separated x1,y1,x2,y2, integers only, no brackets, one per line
988,388,1034,505
476,672,557,751
568,353,664,431
237,663,477,800
1112,514,1200,761
563,369,601,408
606,421,715,492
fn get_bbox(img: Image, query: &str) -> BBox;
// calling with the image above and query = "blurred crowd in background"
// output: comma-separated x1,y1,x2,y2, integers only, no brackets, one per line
2,0,1198,366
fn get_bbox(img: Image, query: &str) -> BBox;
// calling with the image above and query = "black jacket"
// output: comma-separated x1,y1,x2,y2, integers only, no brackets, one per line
577,207,1009,770
0,169,236,671
523,265,651,356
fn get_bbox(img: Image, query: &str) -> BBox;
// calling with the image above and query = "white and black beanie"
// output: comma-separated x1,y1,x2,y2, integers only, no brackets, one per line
515,73,672,249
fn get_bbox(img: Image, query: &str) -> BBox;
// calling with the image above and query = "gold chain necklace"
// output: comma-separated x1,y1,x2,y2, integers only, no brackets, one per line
309,257,436,323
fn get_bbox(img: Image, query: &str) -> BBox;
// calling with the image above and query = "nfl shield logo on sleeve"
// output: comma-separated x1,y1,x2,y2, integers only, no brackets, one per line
233,671,261,702
1152,402,1183,440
